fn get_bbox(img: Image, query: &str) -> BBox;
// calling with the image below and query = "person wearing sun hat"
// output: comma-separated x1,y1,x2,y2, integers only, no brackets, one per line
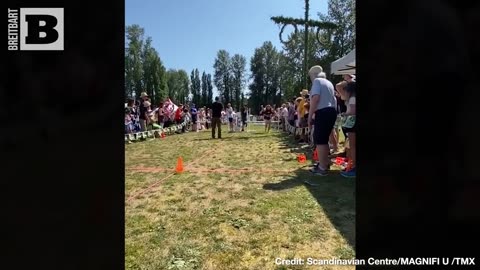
138,92,149,131
293,89,307,142
299,89,309,120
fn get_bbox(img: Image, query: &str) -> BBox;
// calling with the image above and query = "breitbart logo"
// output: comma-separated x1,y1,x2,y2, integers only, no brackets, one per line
7,8,64,51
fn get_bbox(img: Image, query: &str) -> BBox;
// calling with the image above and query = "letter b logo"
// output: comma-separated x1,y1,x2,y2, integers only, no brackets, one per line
20,8,64,50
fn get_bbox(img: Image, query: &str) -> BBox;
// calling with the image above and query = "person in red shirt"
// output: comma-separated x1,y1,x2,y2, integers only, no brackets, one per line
175,104,183,123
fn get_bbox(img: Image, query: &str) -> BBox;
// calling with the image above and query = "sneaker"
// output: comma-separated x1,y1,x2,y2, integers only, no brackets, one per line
309,166,328,176
340,167,356,178
312,162,332,170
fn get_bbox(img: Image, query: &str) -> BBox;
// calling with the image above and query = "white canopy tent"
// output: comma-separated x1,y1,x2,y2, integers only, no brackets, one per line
330,49,355,75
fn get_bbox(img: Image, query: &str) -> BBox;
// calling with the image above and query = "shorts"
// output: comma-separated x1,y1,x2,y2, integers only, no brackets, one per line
192,118,197,124
342,115,356,133
313,107,337,145
228,117,233,123
343,125,355,133
264,116,271,122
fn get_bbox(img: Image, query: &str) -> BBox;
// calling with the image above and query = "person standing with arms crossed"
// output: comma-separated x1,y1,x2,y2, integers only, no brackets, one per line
211,97,223,139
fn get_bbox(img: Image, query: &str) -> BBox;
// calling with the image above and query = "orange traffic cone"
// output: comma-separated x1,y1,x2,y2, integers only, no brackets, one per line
175,157,184,173
313,149,319,162
297,154,306,163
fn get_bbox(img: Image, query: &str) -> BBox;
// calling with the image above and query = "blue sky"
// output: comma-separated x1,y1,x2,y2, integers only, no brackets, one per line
126,0,328,94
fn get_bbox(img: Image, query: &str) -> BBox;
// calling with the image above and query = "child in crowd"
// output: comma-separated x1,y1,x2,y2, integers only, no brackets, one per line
156,102,165,129
164,105,173,128
198,108,205,130
182,105,189,133
205,109,211,129
125,108,133,134
144,100,154,130
336,80,356,178
226,103,235,132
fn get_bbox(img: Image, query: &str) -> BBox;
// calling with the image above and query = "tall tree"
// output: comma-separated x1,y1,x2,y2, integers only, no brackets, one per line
276,0,354,97
142,37,167,104
206,74,213,105
167,69,190,104
194,69,201,106
179,69,190,104
317,0,356,69
248,41,282,113
189,69,201,106
249,46,266,113
201,71,208,107
281,30,323,96
190,70,196,104
213,50,232,104
231,54,247,111
125,24,168,103
125,24,145,98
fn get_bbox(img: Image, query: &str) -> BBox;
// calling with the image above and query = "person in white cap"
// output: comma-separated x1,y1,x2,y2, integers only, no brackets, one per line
307,65,338,177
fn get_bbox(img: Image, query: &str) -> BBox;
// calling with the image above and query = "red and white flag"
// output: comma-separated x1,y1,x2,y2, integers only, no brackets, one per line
164,98,179,114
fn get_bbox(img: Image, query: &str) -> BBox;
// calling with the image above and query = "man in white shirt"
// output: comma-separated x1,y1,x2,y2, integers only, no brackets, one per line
307,65,338,176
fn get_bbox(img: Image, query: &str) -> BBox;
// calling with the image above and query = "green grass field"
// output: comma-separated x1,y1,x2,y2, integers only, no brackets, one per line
125,125,355,270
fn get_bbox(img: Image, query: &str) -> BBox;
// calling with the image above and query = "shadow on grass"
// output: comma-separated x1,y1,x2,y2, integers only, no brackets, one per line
263,132,356,249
